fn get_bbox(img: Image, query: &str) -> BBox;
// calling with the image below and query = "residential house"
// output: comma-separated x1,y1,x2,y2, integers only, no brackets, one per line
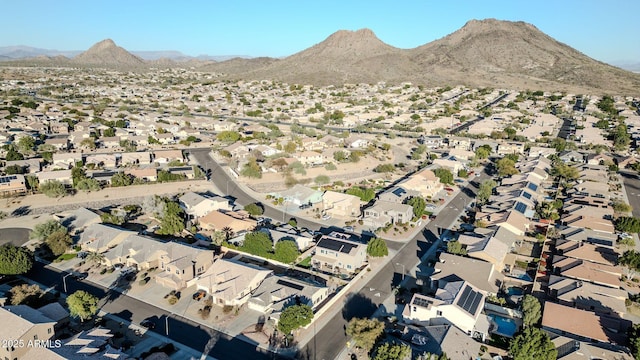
552,257,622,288
541,302,628,345
528,146,555,159
44,137,69,150
558,226,617,248
199,210,257,235
156,133,176,145
85,154,117,169
362,200,414,228
179,191,231,219
431,253,502,294
52,152,83,169
378,186,420,204
5,158,41,173
396,324,480,360
457,232,510,269
570,181,610,200
448,137,471,151
36,302,70,334
0,306,56,360
125,167,158,182
400,168,444,198
448,148,475,160
294,151,327,166
403,281,488,339
550,335,634,360
312,234,367,274
497,141,525,155
344,136,369,149
270,184,323,206
168,166,195,179
153,149,184,164
119,151,151,166
79,223,136,253
99,136,120,148
547,275,627,316
322,191,363,218
558,150,585,163
196,258,273,306
54,327,127,359
36,170,72,185
0,174,27,197
417,135,443,149
586,153,614,166
61,207,102,235
155,242,215,290
432,159,464,174
248,275,329,323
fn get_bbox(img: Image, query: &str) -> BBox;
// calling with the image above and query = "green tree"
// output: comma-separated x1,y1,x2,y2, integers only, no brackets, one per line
66,290,99,321
9,284,44,306
521,295,542,327
346,318,384,352
477,179,497,205
17,136,35,153
619,250,640,280
284,141,297,153
446,240,467,255
346,186,376,202
5,147,24,161
349,151,361,163
240,158,262,179
333,150,348,162
550,162,579,183
157,200,185,235
103,127,115,137
509,327,557,360
80,138,96,150
615,217,640,233
76,178,101,192
628,323,640,360
367,238,388,257
45,230,72,256
496,157,519,177
374,164,395,173
4,164,25,174
30,219,66,241
373,342,411,360
0,244,33,275
315,175,330,185
39,180,66,197
475,146,491,160
457,169,468,178
242,231,272,256
217,130,241,143
243,203,264,216
405,196,426,220
277,304,313,334
111,172,133,187
433,168,454,185
71,166,87,187
100,212,125,226
274,240,300,264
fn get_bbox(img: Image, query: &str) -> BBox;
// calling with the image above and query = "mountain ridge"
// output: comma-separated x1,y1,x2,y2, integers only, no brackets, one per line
2,19,639,94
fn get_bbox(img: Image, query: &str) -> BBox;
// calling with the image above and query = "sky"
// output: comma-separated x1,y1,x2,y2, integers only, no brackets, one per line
1,0,638,64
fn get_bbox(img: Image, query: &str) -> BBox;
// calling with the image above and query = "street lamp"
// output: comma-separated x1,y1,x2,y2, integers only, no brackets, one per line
396,263,406,281
62,273,73,293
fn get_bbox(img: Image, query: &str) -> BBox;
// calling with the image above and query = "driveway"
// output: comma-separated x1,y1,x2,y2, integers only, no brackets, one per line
0,227,30,246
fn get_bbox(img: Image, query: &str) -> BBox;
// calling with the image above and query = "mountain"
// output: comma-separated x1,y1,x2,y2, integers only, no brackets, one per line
131,50,190,61
208,20,639,94
234,29,418,85
408,19,640,93
72,39,145,67
0,45,80,59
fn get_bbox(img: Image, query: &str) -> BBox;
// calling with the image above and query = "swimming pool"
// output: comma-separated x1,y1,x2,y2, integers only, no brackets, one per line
488,314,518,337
506,287,524,296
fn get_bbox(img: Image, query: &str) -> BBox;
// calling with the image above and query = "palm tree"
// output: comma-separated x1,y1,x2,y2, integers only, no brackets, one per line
221,227,234,241
86,252,105,266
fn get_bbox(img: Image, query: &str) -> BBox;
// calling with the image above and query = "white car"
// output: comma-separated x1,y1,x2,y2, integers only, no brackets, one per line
321,214,331,221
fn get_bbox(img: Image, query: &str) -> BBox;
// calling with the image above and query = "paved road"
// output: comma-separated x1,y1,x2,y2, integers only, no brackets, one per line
300,170,489,360
25,262,284,360
188,148,327,231
0,227,30,246
450,92,509,134
620,170,640,218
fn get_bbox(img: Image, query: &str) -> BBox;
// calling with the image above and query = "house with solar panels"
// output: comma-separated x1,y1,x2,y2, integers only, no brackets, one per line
0,174,27,197
402,280,489,341
311,233,367,274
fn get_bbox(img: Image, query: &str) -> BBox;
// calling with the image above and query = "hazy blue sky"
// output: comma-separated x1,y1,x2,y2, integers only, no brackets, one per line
1,0,638,63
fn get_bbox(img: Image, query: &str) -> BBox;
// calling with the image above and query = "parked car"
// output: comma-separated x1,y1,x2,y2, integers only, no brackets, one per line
321,214,331,221
344,226,354,232
299,203,312,209
425,204,437,210
192,290,207,301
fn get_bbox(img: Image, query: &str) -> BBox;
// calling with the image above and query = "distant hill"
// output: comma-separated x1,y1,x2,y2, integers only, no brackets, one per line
206,19,639,94
72,39,145,67
2,20,639,94
0,45,80,60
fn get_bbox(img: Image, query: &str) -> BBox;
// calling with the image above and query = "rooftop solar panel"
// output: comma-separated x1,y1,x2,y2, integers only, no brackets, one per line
412,296,432,308
456,285,482,315
318,237,356,254
522,191,532,200
276,279,304,291
514,202,528,214
391,187,406,197
527,182,538,191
